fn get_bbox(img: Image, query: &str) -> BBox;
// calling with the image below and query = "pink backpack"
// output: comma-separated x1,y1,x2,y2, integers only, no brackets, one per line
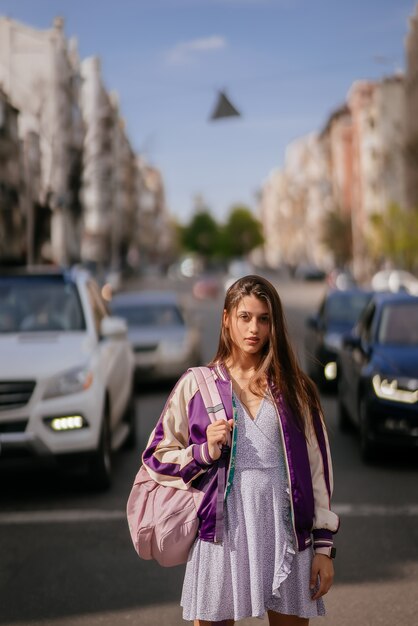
126,367,227,567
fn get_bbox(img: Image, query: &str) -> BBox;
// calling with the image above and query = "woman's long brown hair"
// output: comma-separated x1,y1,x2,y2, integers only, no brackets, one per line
209,274,322,432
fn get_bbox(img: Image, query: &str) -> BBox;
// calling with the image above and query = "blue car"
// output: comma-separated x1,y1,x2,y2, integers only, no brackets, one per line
337,292,418,461
305,288,372,390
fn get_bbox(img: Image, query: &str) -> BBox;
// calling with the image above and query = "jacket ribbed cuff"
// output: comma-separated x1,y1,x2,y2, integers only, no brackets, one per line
192,442,214,467
312,528,334,549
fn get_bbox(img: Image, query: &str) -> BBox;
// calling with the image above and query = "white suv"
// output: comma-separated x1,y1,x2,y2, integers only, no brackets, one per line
0,267,135,489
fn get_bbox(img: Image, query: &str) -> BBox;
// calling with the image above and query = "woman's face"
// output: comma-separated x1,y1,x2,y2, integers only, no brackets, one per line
224,294,270,358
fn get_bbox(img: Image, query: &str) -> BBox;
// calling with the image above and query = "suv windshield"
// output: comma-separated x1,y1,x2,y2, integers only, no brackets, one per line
325,292,371,326
112,304,184,328
378,301,418,345
0,275,86,333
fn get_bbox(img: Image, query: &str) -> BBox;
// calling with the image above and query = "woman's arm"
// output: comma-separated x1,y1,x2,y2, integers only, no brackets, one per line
306,410,338,599
142,371,214,489
306,409,340,551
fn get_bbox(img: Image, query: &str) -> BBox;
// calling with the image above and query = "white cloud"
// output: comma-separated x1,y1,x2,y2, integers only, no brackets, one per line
166,35,227,66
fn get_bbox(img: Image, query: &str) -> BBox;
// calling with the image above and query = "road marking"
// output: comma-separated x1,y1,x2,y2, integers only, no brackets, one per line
0,503,418,525
334,503,418,517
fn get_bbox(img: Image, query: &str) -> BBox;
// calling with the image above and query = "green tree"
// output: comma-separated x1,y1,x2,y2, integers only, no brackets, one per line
369,203,418,271
180,210,221,260
222,205,264,258
321,209,352,266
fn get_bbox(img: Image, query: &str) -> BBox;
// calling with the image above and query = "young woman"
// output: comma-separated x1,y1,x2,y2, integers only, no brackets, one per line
142,275,339,625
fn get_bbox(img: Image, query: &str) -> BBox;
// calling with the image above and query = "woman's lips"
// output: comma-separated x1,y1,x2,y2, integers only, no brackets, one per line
245,337,259,343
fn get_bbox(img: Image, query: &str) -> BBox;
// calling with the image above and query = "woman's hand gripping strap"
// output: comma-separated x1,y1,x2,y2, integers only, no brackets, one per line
190,367,229,542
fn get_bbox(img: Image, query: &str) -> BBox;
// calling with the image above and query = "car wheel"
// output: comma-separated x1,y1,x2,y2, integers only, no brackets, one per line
87,409,112,490
359,398,376,463
123,393,137,450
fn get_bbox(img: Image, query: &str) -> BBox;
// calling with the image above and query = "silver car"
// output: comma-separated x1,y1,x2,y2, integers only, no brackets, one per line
110,291,202,382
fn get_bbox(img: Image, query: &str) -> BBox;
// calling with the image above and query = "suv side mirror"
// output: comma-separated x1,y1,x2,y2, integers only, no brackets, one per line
342,332,361,350
100,316,127,339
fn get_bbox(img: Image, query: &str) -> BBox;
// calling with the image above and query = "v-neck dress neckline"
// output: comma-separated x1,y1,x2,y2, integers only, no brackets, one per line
239,393,265,423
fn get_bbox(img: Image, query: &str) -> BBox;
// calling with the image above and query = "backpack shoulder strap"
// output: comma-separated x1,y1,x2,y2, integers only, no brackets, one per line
190,366,227,423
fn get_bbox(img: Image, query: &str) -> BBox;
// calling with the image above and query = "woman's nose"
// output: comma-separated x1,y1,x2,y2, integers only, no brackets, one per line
249,319,258,333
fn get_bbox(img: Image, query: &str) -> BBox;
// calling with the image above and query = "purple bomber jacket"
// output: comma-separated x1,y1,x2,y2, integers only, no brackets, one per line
142,363,340,552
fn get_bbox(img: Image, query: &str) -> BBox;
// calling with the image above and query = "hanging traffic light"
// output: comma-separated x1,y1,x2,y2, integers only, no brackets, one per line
209,90,241,120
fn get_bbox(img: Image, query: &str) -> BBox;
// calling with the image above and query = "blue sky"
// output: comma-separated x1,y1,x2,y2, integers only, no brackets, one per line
0,0,415,222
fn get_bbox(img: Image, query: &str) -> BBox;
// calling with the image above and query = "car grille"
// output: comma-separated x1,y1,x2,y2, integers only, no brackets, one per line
134,345,158,353
0,381,36,411
0,419,28,433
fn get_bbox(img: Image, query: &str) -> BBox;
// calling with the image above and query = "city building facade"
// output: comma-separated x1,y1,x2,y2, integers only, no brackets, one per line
0,15,171,272
259,133,332,271
258,168,289,269
320,105,354,217
135,158,173,270
261,74,409,279
80,56,117,267
348,77,406,277
0,16,84,265
405,4,418,210
0,89,23,261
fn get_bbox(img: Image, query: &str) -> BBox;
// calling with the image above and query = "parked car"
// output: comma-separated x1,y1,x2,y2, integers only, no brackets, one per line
193,273,221,300
371,269,418,296
110,290,201,382
337,292,418,461
305,288,373,389
295,263,326,281
0,267,135,488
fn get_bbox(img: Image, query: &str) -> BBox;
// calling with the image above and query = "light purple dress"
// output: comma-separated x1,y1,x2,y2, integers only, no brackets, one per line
181,393,325,622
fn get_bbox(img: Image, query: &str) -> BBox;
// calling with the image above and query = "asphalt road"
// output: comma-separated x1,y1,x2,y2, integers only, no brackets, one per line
1,275,417,626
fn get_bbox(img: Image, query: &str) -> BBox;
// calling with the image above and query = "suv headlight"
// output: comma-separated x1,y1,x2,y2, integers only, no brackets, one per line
44,365,93,400
372,374,418,404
